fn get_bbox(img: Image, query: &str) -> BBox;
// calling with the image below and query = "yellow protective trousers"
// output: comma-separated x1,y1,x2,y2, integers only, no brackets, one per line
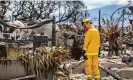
84,55,100,80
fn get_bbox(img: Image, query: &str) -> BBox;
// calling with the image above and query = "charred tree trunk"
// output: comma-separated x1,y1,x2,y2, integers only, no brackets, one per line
108,30,120,57
71,35,82,61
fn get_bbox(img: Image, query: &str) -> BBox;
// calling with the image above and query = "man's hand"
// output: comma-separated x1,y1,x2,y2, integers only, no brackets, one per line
82,50,88,60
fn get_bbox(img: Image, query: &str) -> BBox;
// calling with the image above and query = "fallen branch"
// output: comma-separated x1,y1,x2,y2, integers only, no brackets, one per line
99,65,123,80
10,75,36,80
72,60,84,69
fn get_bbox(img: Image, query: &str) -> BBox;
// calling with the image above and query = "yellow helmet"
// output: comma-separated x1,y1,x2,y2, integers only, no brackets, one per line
82,18,92,25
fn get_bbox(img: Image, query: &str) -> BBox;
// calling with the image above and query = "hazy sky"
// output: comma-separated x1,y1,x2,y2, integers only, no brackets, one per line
82,0,132,10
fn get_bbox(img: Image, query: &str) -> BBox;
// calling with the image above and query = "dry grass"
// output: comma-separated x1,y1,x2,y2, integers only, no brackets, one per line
7,47,26,60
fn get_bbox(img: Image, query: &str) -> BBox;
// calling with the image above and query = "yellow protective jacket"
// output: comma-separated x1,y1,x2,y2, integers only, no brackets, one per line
83,26,100,56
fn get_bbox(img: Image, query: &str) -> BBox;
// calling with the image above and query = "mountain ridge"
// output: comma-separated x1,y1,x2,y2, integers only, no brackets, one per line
87,4,129,26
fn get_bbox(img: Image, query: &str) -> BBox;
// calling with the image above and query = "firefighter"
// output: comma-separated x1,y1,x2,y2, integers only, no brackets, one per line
82,18,101,80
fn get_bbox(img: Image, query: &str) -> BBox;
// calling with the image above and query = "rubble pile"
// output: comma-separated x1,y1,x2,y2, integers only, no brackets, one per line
101,76,116,80
99,57,133,79
17,47,71,79
64,55,133,80
70,74,86,80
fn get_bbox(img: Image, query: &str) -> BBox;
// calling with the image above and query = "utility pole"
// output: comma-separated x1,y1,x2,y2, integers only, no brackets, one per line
85,6,87,18
122,9,125,34
67,2,69,25
59,1,61,25
98,9,101,56
121,9,125,55
99,9,101,31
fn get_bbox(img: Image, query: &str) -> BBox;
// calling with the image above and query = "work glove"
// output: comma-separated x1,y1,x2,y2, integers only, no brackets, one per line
82,50,88,60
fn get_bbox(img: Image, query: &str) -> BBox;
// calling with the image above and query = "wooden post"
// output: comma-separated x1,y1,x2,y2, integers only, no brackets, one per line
85,6,87,18
14,30,16,40
59,1,61,25
52,16,56,46
1,32,3,39
122,9,125,34
99,9,101,56
99,9,101,31
121,9,125,55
